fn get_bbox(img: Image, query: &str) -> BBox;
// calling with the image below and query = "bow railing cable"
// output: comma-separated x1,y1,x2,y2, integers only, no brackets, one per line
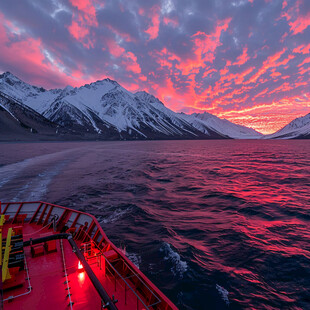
60,239,73,309
79,226,162,309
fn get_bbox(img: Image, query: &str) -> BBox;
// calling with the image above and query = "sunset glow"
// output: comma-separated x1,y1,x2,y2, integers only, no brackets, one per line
0,0,309,134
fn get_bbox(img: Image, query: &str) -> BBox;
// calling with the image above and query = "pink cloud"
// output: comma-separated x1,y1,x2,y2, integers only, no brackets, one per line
281,0,310,35
149,48,181,70
297,57,310,67
176,18,231,75
270,71,281,78
215,94,310,134
293,43,310,54
163,16,179,28
235,67,255,84
276,54,295,66
122,52,141,74
0,13,107,88
289,12,310,35
106,40,125,58
145,6,161,40
68,19,90,41
233,47,250,66
298,66,310,75
67,0,98,48
245,48,286,84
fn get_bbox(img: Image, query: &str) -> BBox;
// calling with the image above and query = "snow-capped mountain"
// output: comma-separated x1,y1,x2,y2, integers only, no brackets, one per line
0,72,62,113
0,89,70,141
0,71,265,140
265,113,310,139
179,112,263,139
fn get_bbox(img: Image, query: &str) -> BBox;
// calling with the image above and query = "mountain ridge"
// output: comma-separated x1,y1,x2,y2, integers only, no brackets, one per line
264,113,310,139
0,71,308,140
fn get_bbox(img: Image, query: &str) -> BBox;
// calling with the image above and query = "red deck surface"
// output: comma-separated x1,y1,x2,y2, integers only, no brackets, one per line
2,223,146,310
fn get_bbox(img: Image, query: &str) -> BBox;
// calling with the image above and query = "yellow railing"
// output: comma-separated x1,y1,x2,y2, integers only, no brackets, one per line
2,228,12,282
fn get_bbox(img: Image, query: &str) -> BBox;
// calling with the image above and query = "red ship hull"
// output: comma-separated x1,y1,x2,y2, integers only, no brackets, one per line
0,201,178,310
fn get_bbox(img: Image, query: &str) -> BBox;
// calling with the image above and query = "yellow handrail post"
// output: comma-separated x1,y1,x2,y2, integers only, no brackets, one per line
2,228,12,282
0,215,5,226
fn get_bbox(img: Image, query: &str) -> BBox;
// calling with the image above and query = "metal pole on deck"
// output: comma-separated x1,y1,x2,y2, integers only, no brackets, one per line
66,236,118,310
23,233,118,310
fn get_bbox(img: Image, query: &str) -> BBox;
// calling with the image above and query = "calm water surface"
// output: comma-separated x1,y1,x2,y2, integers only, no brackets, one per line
0,140,309,309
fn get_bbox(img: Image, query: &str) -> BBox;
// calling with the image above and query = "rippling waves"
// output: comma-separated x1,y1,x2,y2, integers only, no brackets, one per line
0,140,309,309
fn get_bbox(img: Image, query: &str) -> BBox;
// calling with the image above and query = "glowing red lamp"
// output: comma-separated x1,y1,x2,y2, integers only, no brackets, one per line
78,261,84,271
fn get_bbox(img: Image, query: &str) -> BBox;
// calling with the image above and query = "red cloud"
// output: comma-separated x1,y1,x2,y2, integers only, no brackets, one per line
293,43,310,54
245,48,286,84
289,12,310,35
149,48,181,70
176,18,231,75
139,75,147,82
70,1,97,24
215,94,310,134
269,82,294,94
0,14,103,88
202,68,217,78
122,52,141,74
297,57,310,67
220,67,229,75
233,47,250,66
219,66,254,85
145,6,161,40
106,40,125,57
281,1,310,35
163,16,179,28
298,66,310,75
276,54,295,66
193,18,231,60
105,24,134,42
270,71,281,78
235,67,255,84
67,0,98,48
68,18,90,41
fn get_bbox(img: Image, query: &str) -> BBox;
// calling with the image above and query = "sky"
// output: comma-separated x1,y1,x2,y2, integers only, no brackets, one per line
0,0,309,134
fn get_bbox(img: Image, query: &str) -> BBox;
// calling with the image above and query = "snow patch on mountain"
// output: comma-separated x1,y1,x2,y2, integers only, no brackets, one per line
179,112,263,139
265,113,310,139
0,72,61,113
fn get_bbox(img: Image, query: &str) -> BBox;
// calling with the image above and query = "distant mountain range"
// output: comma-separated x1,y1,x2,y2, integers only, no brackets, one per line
0,72,308,141
264,113,310,139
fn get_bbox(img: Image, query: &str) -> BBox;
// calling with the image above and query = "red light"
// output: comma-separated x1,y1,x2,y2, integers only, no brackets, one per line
78,261,83,270
78,271,85,282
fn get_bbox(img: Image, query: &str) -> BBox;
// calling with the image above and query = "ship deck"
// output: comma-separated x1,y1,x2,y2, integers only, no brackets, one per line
2,223,140,310
1,201,177,310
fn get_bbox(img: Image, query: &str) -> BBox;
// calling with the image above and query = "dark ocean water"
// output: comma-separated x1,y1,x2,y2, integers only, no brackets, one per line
0,140,309,309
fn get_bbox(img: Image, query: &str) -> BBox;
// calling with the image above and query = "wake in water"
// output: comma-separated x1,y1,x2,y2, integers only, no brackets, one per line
12,160,70,202
99,206,133,224
216,284,230,306
160,243,188,278
0,147,80,201
126,252,142,269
